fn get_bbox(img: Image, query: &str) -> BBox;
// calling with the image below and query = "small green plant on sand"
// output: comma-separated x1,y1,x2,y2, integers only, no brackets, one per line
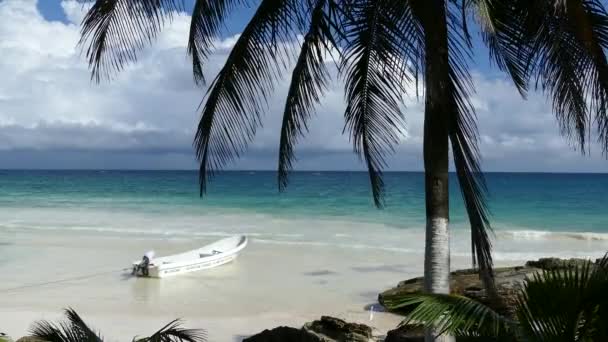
0,333,13,342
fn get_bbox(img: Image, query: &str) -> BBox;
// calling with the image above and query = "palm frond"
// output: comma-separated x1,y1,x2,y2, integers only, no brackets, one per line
79,0,184,82
277,0,341,191
137,319,207,342
516,260,598,341
340,0,412,207
388,293,512,338
477,0,608,154
561,0,608,155
31,321,70,342
188,0,244,85
443,2,496,292
531,13,588,151
31,309,102,342
194,0,299,196
64,308,103,342
518,0,608,154
473,0,530,96
588,253,608,340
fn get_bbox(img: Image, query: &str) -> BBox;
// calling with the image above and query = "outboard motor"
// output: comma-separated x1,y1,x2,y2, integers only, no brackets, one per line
133,250,155,277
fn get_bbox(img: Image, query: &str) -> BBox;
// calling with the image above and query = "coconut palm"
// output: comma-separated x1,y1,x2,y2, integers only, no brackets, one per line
30,308,207,342
382,253,608,341
76,1,608,340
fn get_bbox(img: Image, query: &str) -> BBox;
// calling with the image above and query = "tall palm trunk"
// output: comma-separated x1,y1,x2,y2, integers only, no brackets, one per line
421,0,453,341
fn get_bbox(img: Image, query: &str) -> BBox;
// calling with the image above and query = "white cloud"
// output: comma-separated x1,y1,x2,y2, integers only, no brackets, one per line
0,0,606,172
60,0,89,24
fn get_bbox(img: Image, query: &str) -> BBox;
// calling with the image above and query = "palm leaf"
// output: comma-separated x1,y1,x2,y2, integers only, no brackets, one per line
478,0,608,160
136,319,207,342
78,0,185,82
560,0,608,155
387,293,513,339
277,0,341,190
188,0,245,85
31,321,71,342
516,260,597,342
63,308,103,342
516,0,608,154
531,12,588,151
594,254,608,339
473,0,530,96
194,0,299,196
442,2,496,292
31,308,102,342
389,254,608,341
340,0,411,207
576,253,608,341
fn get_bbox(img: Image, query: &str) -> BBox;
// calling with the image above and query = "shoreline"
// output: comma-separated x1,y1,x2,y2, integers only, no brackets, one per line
1,225,607,340
0,231,416,340
0,308,403,342
0,309,404,342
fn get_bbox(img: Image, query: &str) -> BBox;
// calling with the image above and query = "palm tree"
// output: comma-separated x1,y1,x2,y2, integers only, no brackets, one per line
30,308,207,342
382,253,608,341
76,1,608,340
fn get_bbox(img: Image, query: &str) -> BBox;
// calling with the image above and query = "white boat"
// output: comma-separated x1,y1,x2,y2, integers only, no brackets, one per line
132,235,248,278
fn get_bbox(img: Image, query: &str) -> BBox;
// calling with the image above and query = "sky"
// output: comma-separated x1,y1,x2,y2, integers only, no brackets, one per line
0,0,606,172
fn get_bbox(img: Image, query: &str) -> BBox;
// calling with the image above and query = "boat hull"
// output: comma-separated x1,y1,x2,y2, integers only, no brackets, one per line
132,235,248,278
150,252,240,278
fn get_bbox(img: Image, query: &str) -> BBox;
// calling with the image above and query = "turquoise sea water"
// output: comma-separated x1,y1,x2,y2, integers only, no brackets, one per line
0,170,606,234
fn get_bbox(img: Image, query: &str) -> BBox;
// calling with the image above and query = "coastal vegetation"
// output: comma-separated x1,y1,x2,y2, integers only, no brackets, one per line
29,309,206,342
384,254,608,341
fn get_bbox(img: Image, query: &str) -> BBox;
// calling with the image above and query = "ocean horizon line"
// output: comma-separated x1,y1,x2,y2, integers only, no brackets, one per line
0,169,607,175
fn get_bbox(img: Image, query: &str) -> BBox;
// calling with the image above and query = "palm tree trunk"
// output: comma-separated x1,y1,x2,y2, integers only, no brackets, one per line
421,0,453,341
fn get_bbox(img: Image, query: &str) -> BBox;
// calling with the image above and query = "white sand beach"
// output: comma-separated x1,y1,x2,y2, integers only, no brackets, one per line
1,209,607,341
0,229,414,341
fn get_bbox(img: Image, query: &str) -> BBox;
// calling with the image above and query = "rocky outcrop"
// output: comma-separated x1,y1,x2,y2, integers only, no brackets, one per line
379,266,536,317
247,258,598,342
244,316,373,342
378,257,594,317
243,326,322,342
303,316,373,342
525,257,592,270
383,324,424,342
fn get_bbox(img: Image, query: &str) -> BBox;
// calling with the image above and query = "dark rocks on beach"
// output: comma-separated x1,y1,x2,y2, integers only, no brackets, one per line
244,316,373,342
525,257,592,270
378,257,593,318
303,316,373,342
378,266,533,317
242,326,322,342
247,258,599,342
383,324,424,342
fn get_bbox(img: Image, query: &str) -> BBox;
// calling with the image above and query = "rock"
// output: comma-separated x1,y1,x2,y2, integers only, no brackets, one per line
384,324,425,342
525,257,591,270
244,317,373,342
379,265,538,317
243,326,322,342
303,316,373,342
379,257,591,317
